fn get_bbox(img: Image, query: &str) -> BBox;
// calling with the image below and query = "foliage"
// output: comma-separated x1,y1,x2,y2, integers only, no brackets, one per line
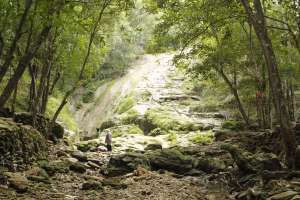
45,96,78,131
167,131,178,145
189,131,214,145
222,120,245,131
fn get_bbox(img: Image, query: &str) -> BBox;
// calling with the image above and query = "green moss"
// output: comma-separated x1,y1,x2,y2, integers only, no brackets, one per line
116,96,136,114
120,109,139,124
128,125,143,135
222,120,244,131
189,131,214,145
145,108,194,132
167,131,178,145
110,125,143,137
46,97,78,131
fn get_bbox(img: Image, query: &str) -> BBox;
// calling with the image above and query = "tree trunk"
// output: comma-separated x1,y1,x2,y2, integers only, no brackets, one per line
0,0,33,83
219,68,250,126
0,25,52,109
50,0,111,129
240,0,296,168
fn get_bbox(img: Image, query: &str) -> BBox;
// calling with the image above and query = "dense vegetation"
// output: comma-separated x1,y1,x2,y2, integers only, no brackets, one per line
147,0,300,168
0,0,156,130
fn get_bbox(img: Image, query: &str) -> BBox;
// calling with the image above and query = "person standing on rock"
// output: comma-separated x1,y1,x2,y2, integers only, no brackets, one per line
105,130,112,152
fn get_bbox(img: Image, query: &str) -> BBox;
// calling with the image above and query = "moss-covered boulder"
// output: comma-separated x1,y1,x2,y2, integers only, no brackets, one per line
142,108,200,133
14,112,64,140
109,125,144,137
146,149,194,174
4,172,29,193
38,160,70,176
0,118,47,166
106,153,150,176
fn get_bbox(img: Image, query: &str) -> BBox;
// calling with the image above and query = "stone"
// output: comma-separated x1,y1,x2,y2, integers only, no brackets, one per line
65,157,79,164
0,117,47,166
144,143,162,151
81,181,102,190
26,167,49,183
194,157,226,173
27,175,50,184
87,161,101,169
184,169,204,176
71,151,88,162
39,160,70,176
70,162,87,173
88,159,104,166
107,153,150,176
4,172,29,193
146,149,193,174
268,191,298,200
102,179,127,189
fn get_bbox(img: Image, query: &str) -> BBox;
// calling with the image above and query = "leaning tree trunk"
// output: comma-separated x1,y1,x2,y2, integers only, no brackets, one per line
219,68,250,126
240,0,296,168
49,0,112,131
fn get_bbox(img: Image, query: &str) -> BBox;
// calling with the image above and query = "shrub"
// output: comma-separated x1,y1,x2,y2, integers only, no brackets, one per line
189,131,214,145
222,120,244,131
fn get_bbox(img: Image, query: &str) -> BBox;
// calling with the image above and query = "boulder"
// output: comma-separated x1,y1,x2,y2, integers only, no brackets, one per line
144,143,162,151
0,117,47,167
14,112,64,140
71,151,88,162
39,160,70,176
4,172,29,193
146,149,194,174
107,153,150,176
82,181,102,190
194,157,226,173
70,162,87,173
102,178,127,189
26,167,49,183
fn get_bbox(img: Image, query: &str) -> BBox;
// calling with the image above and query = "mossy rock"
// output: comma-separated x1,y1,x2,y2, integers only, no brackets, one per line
144,108,197,133
38,160,70,176
146,149,194,174
107,153,150,176
222,120,245,131
70,162,87,173
110,125,143,137
0,117,47,166
120,109,140,125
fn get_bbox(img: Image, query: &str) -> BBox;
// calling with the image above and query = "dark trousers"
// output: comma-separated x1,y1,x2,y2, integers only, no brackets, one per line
107,144,112,152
